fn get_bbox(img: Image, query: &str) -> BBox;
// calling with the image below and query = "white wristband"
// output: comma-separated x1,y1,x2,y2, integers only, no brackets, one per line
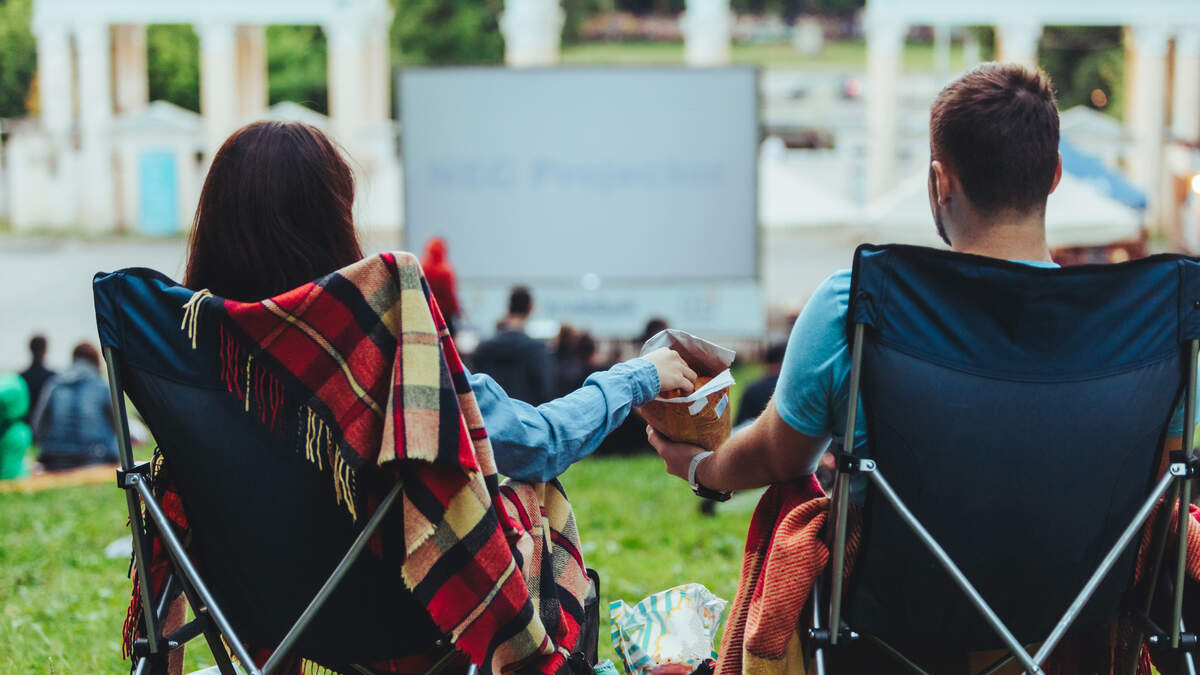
688,451,714,490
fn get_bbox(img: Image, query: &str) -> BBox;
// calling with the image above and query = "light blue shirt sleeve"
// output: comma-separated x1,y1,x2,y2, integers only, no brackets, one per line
469,358,660,482
773,269,866,470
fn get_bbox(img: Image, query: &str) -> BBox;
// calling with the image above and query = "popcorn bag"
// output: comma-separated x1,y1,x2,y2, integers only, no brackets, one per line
610,584,728,675
639,330,736,451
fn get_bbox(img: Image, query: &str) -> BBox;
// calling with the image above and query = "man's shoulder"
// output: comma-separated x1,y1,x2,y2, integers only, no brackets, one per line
802,269,853,326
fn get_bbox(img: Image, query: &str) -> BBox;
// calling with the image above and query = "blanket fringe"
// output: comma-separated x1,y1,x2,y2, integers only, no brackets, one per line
181,300,359,523
180,289,212,349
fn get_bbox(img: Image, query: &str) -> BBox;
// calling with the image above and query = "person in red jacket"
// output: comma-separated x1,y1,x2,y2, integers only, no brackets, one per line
421,237,462,335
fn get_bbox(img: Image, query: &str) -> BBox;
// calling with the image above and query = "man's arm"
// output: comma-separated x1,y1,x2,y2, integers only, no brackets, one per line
649,396,828,492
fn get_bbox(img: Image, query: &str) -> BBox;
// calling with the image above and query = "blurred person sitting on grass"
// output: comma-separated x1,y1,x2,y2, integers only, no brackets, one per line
20,334,55,424
182,120,698,484
734,341,787,428
31,342,118,472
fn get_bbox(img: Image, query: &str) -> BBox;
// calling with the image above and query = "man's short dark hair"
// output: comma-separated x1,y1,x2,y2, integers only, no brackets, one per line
72,342,101,368
29,334,47,360
930,62,1060,215
508,286,532,316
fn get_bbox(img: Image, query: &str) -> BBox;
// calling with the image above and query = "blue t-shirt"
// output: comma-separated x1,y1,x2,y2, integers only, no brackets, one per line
775,264,1193,473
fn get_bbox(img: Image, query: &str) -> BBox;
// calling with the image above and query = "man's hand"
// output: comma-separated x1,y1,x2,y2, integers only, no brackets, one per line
648,398,831,493
647,426,706,481
641,348,698,396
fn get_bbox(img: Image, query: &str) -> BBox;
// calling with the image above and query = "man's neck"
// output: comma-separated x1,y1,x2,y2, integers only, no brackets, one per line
948,213,1052,263
503,316,527,332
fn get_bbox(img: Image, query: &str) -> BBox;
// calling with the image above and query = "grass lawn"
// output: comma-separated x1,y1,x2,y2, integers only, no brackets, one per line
562,38,966,71
0,364,768,672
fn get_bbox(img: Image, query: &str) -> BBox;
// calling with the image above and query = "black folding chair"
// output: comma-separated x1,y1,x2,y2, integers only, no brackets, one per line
94,267,482,675
809,245,1200,674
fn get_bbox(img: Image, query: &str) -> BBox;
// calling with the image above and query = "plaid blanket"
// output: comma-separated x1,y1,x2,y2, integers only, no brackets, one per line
127,252,589,674
717,477,1200,675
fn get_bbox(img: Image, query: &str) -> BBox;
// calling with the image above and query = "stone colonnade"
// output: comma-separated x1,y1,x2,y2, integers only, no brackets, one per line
30,1,392,231
862,7,1200,230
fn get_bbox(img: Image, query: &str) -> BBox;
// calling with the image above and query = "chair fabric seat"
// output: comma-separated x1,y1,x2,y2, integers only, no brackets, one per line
835,245,1200,666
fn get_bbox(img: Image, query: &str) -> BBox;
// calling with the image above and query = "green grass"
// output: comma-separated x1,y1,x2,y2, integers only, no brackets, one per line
562,38,966,71
0,484,134,673
0,367,772,672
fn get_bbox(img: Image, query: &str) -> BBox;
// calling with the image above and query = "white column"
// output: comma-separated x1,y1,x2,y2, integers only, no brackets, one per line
112,24,148,115
963,28,981,68
933,24,952,80
1128,23,1169,228
365,23,391,122
35,22,72,143
1173,28,1200,143
235,25,268,121
997,20,1041,68
500,0,564,67
326,19,369,148
198,22,239,159
681,0,732,66
865,14,904,200
76,22,116,231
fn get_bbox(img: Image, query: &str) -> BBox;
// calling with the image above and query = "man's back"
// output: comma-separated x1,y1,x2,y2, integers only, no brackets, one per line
472,329,554,405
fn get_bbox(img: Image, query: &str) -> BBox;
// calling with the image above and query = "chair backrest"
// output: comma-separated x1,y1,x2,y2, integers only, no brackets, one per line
840,245,1200,661
93,269,443,665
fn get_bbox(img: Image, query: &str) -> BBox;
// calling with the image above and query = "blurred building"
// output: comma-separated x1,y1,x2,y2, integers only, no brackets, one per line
3,0,398,234
861,0,1200,237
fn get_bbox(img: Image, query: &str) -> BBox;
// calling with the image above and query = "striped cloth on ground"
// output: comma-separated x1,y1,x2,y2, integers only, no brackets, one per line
126,252,589,675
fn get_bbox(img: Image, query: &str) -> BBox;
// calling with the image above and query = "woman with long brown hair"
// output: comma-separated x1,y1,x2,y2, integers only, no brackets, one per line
183,120,695,482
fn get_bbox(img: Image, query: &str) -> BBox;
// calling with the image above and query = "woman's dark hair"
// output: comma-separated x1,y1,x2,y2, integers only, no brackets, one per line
183,121,364,301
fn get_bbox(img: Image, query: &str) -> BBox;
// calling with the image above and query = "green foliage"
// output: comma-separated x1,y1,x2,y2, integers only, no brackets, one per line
147,25,200,112
801,0,863,13
1039,27,1124,119
267,26,328,114
391,0,505,66
0,0,36,119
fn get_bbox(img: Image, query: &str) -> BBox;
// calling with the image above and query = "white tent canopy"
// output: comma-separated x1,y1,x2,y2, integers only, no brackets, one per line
758,156,860,229
864,167,1143,248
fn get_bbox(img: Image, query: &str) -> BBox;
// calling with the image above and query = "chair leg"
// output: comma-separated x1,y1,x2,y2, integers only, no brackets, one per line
810,578,827,675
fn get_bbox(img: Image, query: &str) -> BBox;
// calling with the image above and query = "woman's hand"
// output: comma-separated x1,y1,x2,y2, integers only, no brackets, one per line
641,347,698,396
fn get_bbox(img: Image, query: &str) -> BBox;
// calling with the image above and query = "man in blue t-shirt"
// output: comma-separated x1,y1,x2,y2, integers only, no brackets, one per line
650,63,1192,496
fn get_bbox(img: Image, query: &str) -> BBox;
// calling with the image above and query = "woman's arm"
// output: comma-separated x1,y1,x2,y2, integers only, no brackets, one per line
471,348,695,482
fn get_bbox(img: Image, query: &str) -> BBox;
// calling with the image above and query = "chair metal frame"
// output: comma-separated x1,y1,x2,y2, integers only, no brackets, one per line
104,346,475,675
809,324,1200,675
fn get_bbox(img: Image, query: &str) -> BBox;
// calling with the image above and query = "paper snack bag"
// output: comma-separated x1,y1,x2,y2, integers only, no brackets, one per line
638,329,735,451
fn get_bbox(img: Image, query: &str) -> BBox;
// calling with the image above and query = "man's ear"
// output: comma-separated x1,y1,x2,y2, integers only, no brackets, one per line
930,160,953,206
1048,152,1063,195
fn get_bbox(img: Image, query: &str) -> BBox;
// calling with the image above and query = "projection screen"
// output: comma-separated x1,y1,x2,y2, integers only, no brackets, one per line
399,68,759,283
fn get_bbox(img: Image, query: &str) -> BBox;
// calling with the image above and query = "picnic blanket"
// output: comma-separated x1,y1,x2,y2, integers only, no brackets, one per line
717,476,1200,675
124,252,590,674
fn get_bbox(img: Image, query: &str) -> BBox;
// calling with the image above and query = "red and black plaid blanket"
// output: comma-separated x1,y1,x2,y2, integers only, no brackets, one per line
127,252,589,674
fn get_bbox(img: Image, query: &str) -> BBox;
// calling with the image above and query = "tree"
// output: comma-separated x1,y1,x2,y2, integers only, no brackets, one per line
391,0,504,65
0,0,35,119
267,26,328,114
1038,27,1124,118
147,25,200,112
